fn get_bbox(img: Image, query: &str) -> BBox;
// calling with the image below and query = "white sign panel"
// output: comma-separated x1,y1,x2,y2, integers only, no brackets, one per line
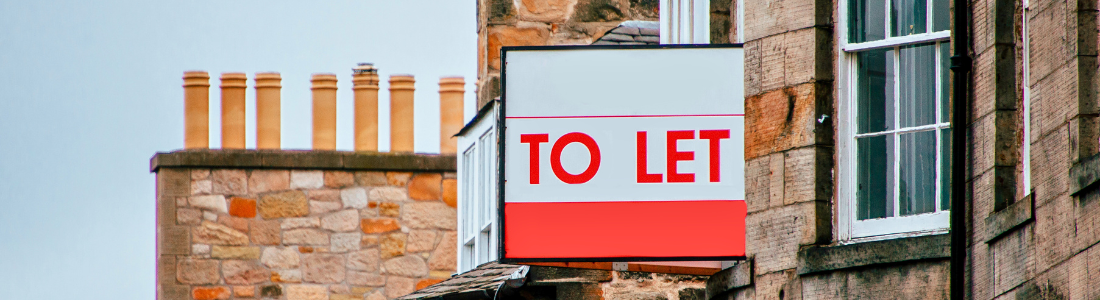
500,46,746,262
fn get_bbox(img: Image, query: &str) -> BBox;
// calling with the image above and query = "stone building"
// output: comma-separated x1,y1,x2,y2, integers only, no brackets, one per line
434,0,1099,299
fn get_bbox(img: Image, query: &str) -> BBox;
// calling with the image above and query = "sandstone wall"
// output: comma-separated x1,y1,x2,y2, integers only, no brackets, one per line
155,150,457,300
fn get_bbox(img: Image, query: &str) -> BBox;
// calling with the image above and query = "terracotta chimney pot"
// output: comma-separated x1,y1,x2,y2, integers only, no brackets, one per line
439,77,465,154
255,72,282,149
220,72,247,149
183,71,210,149
353,63,380,152
311,73,338,150
389,75,416,153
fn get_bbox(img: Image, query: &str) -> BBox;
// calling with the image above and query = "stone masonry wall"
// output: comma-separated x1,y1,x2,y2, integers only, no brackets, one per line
155,151,458,300
476,0,659,108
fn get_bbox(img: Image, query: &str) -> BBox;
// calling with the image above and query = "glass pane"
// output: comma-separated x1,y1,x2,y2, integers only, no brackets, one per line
933,0,949,31
857,49,895,134
940,42,951,123
858,135,895,220
849,0,887,43
900,43,936,127
940,127,952,211
892,0,928,36
900,130,936,216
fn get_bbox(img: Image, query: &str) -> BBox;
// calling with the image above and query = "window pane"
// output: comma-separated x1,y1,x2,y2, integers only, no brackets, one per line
900,43,936,127
849,0,887,43
940,127,952,211
900,130,936,215
892,0,928,36
933,0,949,31
858,135,894,220
940,42,951,123
857,49,895,134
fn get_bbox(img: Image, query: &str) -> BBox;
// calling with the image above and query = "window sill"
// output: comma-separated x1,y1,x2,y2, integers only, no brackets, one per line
984,193,1034,243
796,234,949,275
1070,152,1100,196
704,259,753,299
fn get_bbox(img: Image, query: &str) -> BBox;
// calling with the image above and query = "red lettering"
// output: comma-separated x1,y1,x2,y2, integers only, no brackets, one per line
550,132,601,184
636,131,663,183
520,134,549,184
699,129,731,182
666,130,695,183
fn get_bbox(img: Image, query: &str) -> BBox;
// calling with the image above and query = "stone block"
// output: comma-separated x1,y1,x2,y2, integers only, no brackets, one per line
212,169,248,195
272,269,303,283
307,189,341,202
259,190,309,219
309,201,342,215
342,187,369,209
745,83,827,160
516,0,577,22
402,202,457,230
250,219,281,245
361,218,401,234
387,172,412,186
355,171,387,186
191,168,211,180
303,253,346,283
291,170,324,190
743,0,825,41
177,208,202,225
487,26,550,71
191,179,212,195
192,244,211,256
417,278,445,290
191,286,231,300
262,247,300,269
383,255,429,277
232,285,255,298
349,248,381,272
378,202,401,217
385,276,417,298
229,197,257,218
331,232,362,253
991,226,1033,295
801,271,847,300
223,260,270,285
407,230,438,252
381,232,408,258
217,216,249,233
845,260,948,299
324,171,355,188
248,170,289,194
442,179,458,208
285,229,330,246
190,195,228,214
409,173,443,201
428,231,457,271
211,246,261,259
705,260,753,299
282,217,320,230
286,285,327,300
260,284,283,298
177,258,219,284
192,221,249,246
322,209,360,232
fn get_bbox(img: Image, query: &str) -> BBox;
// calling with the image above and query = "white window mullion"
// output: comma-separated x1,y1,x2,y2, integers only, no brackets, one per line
893,47,902,218
661,0,710,44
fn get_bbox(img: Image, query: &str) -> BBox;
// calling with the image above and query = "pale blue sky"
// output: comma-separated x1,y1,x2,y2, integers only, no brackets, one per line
0,1,477,298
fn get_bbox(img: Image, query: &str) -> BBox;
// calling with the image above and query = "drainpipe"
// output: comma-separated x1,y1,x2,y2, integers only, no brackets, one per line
949,0,971,298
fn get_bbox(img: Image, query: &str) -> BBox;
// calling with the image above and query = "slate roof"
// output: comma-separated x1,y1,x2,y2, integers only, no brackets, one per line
396,262,529,300
592,20,660,45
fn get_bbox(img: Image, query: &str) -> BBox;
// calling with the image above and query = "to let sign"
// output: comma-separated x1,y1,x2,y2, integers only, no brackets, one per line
500,45,746,262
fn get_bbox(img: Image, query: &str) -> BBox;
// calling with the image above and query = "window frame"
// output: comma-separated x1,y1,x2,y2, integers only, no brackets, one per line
660,0,710,44
456,104,499,272
836,0,953,243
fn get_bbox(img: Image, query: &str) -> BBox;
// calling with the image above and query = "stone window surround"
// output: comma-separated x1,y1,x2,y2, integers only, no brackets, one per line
835,0,954,243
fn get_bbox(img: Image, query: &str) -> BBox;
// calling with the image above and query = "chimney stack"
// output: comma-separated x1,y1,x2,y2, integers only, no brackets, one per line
439,77,465,154
311,73,338,150
220,73,247,149
353,63,380,152
255,72,282,149
183,71,210,149
389,75,416,152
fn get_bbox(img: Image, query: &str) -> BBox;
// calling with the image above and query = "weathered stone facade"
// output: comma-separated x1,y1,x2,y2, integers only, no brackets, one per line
474,0,1100,299
155,150,457,300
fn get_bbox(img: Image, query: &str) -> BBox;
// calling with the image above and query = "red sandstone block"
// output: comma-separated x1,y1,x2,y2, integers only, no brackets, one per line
192,286,230,300
417,278,444,290
362,218,401,234
229,197,256,218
